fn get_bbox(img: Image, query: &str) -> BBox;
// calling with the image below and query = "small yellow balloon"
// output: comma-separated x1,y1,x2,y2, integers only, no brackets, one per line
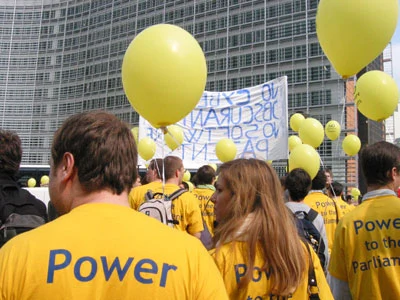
355,71,399,122
289,144,321,179
316,0,398,78
290,113,305,132
351,188,361,198
138,137,156,161
40,175,49,185
27,178,36,188
267,160,273,165
342,135,361,156
122,24,207,128
215,139,237,163
325,120,341,141
288,135,302,152
131,127,139,144
208,163,217,172
182,170,191,182
164,125,184,151
299,118,324,148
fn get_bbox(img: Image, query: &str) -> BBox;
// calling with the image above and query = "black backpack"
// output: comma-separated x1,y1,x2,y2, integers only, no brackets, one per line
294,208,326,271
0,181,46,247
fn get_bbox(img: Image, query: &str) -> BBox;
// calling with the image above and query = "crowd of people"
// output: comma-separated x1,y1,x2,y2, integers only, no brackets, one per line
0,110,399,299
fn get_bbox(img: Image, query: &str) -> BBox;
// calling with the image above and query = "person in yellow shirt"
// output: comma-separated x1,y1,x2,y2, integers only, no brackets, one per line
329,141,400,299
0,111,228,300
327,181,355,219
210,159,333,299
192,165,216,249
130,156,203,238
304,170,339,254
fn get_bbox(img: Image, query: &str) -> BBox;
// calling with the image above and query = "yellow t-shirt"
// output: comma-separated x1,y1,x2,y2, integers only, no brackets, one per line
130,182,203,235
192,187,215,236
210,241,333,300
0,203,228,300
329,195,400,300
335,197,355,219
304,191,338,253
129,181,162,210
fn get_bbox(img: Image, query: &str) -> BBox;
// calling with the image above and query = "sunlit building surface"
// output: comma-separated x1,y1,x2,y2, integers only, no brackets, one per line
0,0,385,190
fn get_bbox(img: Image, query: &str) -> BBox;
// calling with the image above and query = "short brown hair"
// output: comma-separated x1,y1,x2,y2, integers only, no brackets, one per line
51,111,137,194
0,130,22,176
195,165,215,185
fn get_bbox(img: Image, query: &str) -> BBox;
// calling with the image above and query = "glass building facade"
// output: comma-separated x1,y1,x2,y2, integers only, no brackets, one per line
0,0,385,189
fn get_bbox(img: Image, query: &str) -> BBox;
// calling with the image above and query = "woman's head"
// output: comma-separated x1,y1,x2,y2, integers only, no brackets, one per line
212,158,283,224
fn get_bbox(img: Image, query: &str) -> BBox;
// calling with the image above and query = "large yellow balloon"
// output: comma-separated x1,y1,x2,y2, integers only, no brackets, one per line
316,0,398,79
298,118,324,148
215,139,237,163
138,137,156,161
27,178,36,188
122,24,207,128
290,113,305,132
355,71,399,122
342,135,361,156
288,135,302,152
131,127,139,144
289,144,321,179
164,125,184,151
325,120,341,141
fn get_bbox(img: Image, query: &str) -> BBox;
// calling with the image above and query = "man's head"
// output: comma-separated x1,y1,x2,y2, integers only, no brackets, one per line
328,181,343,199
360,141,400,190
163,156,185,184
50,111,137,213
285,168,311,202
0,130,22,176
324,167,333,187
195,165,216,185
311,170,327,190
145,158,163,183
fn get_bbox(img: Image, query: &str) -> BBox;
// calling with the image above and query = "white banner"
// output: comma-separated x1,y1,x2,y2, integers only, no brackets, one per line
138,76,288,169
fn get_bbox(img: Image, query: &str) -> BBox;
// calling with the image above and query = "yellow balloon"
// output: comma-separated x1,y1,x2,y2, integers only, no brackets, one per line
288,135,302,152
290,113,305,132
298,118,324,148
355,71,399,122
131,127,139,144
182,170,191,182
164,125,184,151
289,144,321,179
316,0,398,79
40,175,49,185
27,178,36,188
122,24,207,128
325,120,341,141
342,134,361,156
138,137,156,161
208,163,217,172
215,139,237,163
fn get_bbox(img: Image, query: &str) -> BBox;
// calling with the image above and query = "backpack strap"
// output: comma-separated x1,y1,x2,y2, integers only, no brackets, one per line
307,208,319,223
303,240,320,300
167,188,187,201
144,190,154,201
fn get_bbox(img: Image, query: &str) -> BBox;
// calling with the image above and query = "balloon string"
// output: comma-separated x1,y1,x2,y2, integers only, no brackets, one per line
160,128,166,197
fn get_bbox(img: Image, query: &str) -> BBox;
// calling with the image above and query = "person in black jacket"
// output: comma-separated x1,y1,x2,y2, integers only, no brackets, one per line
0,129,47,241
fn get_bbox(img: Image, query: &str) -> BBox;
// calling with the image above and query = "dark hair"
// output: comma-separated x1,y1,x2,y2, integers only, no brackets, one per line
196,165,216,185
51,111,137,194
285,168,311,202
360,141,400,186
0,130,22,176
311,170,327,190
329,181,343,197
148,158,164,179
